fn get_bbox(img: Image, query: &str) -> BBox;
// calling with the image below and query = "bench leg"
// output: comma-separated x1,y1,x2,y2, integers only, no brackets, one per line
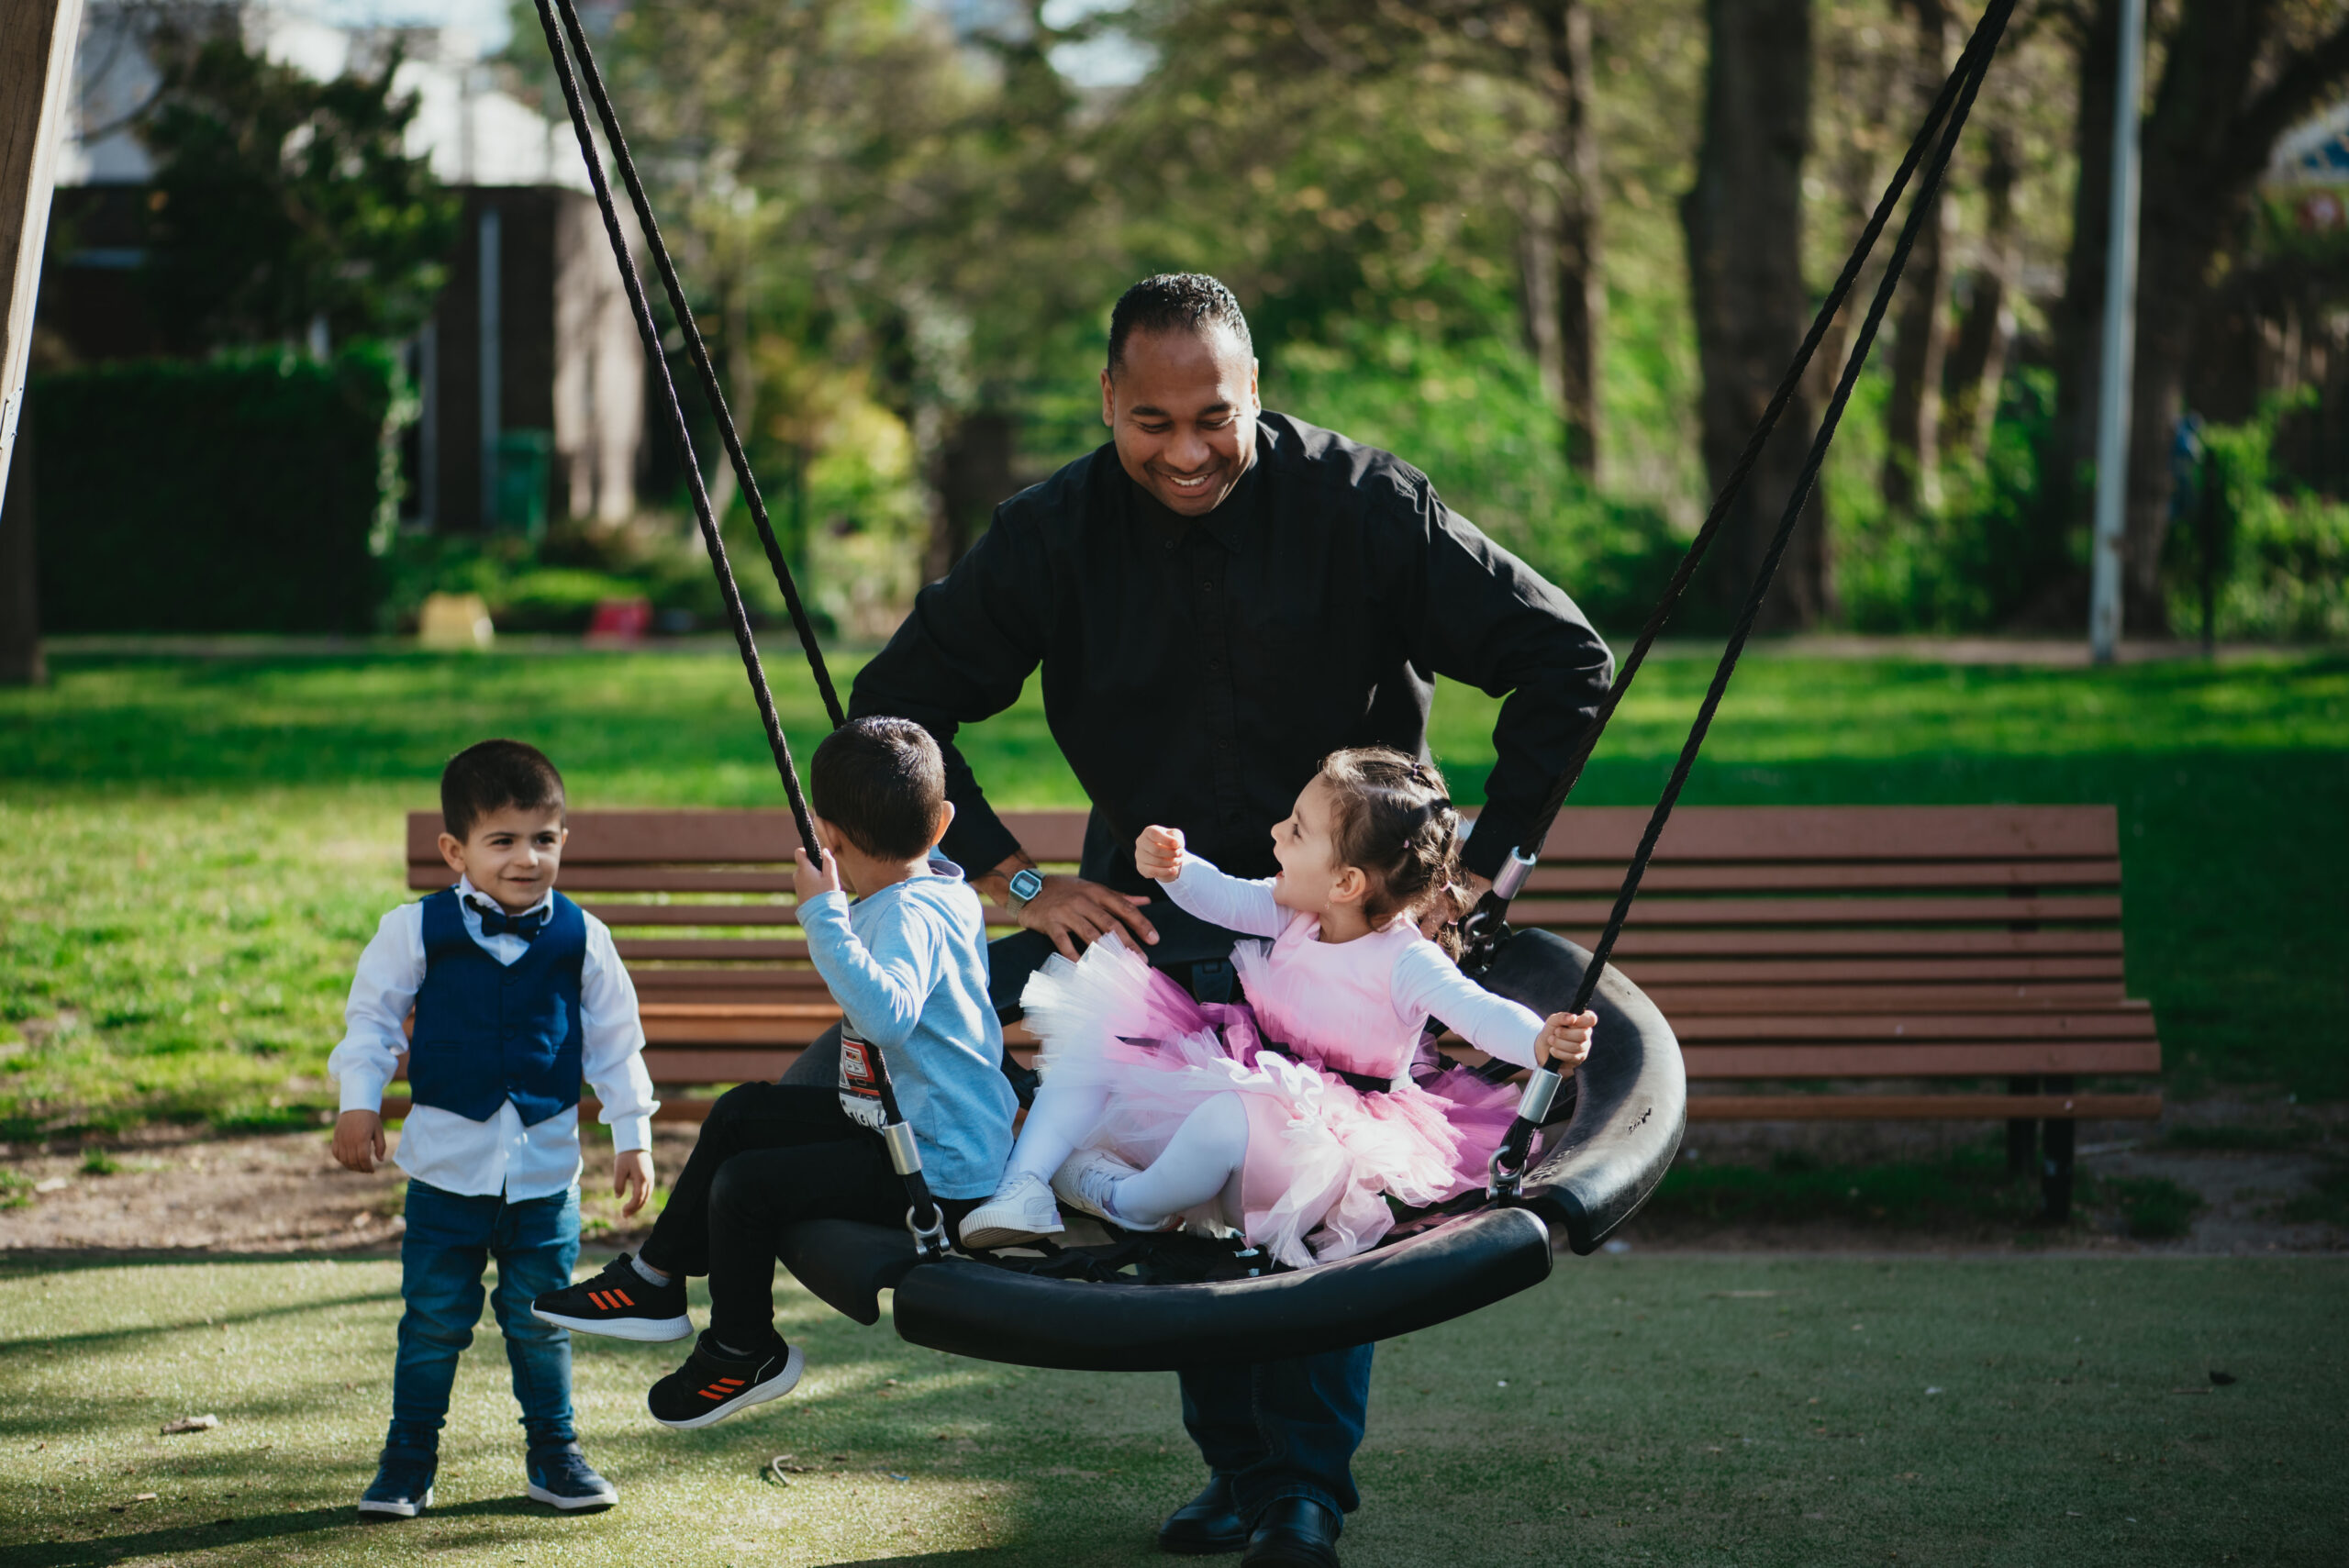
2007,1076,2039,1175
2040,1075,2076,1221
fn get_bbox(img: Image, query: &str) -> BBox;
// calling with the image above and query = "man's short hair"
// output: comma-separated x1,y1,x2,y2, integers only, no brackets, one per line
441,740,566,840
1107,272,1252,374
810,717,947,862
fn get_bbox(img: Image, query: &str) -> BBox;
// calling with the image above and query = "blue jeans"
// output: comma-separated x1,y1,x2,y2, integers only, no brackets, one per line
1180,1346,1373,1524
385,1179,580,1458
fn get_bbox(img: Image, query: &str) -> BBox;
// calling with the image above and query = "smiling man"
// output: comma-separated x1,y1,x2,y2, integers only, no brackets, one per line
838,273,1614,1565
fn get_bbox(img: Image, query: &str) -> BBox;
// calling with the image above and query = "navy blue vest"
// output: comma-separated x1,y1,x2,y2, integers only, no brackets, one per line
409,887,587,1127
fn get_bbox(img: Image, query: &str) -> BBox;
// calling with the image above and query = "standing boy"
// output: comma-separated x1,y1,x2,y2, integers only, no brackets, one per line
329,740,658,1518
533,717,1016,1430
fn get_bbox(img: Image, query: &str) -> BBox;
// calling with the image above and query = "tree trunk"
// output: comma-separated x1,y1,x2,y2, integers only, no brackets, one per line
2043,0,2120,591
1531,0,1604,481
1681,0,1831,628
0,396,39,686
1943,124,2018,462
925,408,1018,584
1880,0,1957,514
2047,0,2349,633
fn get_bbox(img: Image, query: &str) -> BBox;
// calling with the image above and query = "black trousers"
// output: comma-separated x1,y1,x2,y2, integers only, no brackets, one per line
635,1078,974,1351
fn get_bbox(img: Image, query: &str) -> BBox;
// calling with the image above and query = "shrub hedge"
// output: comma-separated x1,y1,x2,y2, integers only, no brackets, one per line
31,346,403,633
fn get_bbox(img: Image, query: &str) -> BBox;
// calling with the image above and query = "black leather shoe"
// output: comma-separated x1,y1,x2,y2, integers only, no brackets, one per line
1241,1498,1341,1568
1158,1474,1248,1555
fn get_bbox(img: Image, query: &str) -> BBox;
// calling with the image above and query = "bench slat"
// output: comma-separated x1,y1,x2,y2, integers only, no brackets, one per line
1681,1041,2164,1076
1502,895,2121,927
1685,1093,2160,1120
1519,860,2122,894
1644,983,2130,1012
1674,1012,2155,1042
1616,956,2125,983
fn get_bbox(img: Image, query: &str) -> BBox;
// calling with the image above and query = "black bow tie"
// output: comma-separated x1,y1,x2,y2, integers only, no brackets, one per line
468,898,549,941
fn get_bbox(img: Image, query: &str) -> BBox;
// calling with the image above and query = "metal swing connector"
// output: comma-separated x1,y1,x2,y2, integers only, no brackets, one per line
1487,1065,1564,1198
906,1201,950,1261
883,1122,950,1261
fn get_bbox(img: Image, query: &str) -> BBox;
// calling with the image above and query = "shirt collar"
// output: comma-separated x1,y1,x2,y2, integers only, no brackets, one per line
1120,424,1266,554
457,874,554,921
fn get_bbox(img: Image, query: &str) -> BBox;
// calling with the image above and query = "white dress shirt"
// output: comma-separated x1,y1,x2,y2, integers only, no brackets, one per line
328,875,658,1199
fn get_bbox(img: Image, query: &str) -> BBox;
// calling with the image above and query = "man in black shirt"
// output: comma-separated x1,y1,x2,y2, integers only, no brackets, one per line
849,275,1612,1565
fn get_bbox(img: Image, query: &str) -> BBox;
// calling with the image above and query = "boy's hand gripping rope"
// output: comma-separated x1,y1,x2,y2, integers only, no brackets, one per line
530,0,944,1256
1486,0,2017,1198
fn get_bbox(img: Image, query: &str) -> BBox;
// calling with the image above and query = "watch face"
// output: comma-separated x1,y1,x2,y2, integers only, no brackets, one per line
1009,868,1044,901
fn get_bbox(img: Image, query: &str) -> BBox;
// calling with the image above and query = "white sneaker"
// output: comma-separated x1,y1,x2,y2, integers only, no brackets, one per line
957,1171,1065,1251
1052,1146,1170,1232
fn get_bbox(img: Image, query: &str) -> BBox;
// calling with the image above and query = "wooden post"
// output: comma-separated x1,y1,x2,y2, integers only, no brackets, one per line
1,0,85,684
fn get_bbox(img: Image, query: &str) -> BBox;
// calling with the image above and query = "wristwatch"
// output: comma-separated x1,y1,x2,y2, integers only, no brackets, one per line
1006,867,1045,915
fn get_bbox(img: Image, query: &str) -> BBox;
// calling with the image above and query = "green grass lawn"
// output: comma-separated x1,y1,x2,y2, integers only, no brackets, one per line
2,1253,2340,1566
0,646,2343,1137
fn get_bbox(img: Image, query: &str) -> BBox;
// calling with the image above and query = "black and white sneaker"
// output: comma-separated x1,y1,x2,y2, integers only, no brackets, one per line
647,1330,806,1430
356,1448,436,1519
526,1442,618,1511
533,1252,692,1342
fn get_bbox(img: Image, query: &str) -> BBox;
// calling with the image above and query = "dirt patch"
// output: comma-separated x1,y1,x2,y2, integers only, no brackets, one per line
1,1105,2339,1261
1613,1098,2349,1256
0,1123,697,1256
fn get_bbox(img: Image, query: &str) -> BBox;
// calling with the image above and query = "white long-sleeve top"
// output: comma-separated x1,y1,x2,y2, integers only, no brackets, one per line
328,876,659,1199
1162,857,1546,1070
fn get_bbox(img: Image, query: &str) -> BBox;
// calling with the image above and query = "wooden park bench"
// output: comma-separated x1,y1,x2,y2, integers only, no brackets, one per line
385,804,2159,1218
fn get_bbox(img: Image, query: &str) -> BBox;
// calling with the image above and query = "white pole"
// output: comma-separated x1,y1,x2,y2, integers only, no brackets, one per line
2087,0,2145,664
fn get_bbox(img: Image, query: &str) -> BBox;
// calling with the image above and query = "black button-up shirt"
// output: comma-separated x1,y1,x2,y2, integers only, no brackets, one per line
851,412,1614,904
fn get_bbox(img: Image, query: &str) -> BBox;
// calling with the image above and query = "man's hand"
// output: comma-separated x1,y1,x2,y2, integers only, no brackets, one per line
1017,874,1156,960
332,1109,388,1173
1534,1009,1598,1071
614,1148,653,1219
794,844,844,900
1134,825,1187,883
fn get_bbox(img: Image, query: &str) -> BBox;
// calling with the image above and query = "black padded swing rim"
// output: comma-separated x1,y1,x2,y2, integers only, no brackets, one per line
774,929,1679,1371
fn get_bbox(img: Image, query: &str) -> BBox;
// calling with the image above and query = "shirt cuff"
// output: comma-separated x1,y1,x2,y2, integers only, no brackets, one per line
605,1114,654,1154
1461,799,1535,883
336,1062,395,1115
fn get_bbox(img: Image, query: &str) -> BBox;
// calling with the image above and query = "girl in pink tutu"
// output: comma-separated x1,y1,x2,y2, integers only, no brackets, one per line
958,748,1596,1268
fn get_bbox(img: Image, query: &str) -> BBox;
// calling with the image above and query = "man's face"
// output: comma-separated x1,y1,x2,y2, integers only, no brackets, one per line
1100,325,1260,517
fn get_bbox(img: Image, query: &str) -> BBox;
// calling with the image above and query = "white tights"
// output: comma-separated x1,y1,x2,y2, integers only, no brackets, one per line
1006,1081,1250,1229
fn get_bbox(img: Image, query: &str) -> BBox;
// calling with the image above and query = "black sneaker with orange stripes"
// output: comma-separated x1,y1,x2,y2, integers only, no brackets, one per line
647,1330,806,1430
532,1253,693,1342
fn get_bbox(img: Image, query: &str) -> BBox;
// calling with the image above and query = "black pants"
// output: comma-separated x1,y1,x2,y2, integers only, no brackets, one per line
635,1078,974,1351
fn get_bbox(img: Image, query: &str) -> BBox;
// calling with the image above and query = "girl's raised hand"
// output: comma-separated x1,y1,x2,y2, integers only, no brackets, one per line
1135,824,1187,883
1534,1009,1598,1071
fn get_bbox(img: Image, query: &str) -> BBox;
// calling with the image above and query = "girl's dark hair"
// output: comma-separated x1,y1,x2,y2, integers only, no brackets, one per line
810,717,947,860
441,740,565,840
1316,746,1470,956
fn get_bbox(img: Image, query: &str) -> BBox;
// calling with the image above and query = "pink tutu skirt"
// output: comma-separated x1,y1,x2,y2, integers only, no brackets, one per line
1019,937,1522,1269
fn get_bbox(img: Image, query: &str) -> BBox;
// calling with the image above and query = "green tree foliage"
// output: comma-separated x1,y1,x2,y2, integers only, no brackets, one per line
138,22,460,351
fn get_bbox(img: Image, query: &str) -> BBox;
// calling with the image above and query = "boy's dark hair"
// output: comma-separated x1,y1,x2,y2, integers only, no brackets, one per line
441,740,567,840
810,717,947,861
1107,272,1252,374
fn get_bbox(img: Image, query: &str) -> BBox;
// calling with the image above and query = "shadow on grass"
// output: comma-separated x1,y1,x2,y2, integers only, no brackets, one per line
0,1496,647,1568
0,1280,399,1353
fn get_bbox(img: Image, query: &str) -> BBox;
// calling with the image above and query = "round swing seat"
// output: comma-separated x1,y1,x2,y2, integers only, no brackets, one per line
774,929,1687,1372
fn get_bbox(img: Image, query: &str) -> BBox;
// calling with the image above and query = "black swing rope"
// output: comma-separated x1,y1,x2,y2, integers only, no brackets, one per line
529,0,944,1257
1484,0,2018,1194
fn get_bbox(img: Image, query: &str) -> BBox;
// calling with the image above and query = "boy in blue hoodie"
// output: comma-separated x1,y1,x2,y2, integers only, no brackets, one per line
533,717,1015,1429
